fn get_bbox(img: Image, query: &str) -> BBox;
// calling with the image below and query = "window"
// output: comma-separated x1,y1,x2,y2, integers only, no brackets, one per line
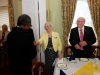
68,0,97,45
0,6,10,30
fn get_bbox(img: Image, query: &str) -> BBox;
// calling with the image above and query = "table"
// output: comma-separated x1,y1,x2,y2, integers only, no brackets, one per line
53,58,100,75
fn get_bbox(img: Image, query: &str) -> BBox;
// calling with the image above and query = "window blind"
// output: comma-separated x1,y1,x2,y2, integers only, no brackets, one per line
0,6,9,30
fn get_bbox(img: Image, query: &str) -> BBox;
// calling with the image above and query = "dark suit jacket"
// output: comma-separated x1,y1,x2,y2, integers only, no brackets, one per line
7,27,37,61
6,27,37,75
69,26,96,57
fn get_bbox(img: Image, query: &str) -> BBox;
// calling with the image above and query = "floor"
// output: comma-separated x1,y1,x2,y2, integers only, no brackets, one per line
0,67,13,75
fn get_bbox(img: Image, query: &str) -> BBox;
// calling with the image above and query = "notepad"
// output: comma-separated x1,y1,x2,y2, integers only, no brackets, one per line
57,63,67,68
80,58,88,62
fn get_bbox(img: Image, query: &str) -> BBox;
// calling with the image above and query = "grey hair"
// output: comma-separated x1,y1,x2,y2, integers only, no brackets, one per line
2,24,8,30
77,17,86,22
44,22,52,27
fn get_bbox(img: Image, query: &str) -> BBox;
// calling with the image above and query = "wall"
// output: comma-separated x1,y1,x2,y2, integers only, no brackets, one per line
46,0,64,48
13,0,22,26
0,6,9,30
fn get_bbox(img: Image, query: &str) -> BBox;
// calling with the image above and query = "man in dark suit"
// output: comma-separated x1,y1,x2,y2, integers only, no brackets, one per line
7,14,37,75
69,17,96,58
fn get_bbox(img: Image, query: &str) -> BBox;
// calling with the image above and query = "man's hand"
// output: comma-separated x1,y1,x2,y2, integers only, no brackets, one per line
74,44,81,49
79,41,87,46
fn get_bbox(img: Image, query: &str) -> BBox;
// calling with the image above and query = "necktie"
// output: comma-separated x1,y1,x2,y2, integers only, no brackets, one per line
80,29,84,50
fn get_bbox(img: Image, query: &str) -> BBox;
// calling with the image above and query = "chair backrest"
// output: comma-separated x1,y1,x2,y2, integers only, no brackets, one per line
32,62,49,75
64,45,100,57
92,45,100,57
64,46,72,57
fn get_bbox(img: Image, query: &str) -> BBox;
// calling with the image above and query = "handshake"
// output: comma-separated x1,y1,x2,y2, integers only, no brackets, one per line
33,40,40,45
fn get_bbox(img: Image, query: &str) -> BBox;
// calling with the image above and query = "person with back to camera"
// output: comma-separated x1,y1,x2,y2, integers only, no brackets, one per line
69,17,96,58
7,14,37,75
36,22,62,75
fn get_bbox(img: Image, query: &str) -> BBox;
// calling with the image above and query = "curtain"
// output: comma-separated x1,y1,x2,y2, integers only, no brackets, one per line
88,0,100,56
8,0,15,30
61,0,77,46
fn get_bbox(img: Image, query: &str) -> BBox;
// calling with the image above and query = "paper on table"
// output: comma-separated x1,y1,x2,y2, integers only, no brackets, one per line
57,63,67,68
52,58,67,66
80,58,88,62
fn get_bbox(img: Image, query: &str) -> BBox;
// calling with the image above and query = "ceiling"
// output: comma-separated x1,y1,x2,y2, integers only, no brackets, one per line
0,0,8,6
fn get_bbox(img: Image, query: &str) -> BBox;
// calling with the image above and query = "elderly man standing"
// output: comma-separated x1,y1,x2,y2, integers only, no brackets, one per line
69,17,96,58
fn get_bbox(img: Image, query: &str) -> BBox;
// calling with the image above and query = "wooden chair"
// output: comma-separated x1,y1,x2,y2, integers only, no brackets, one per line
92,45,100,57
64,46,72,57
32,62,49,75
64,45,100,57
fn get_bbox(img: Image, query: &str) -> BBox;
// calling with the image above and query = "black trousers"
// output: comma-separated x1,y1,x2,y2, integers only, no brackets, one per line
73,49,93,58
45,49,58,75
10,59,32,75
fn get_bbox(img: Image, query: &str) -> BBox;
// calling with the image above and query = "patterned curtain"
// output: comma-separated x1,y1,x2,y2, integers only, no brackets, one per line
8,0,15,30
88,0,100,56
61,0,77,46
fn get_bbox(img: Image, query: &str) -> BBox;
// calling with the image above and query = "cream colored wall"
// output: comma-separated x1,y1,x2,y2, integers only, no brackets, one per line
13,0,22,26
46,0,64,49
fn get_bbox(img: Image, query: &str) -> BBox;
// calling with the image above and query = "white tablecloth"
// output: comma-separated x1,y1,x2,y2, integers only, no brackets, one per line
53,58,100,75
